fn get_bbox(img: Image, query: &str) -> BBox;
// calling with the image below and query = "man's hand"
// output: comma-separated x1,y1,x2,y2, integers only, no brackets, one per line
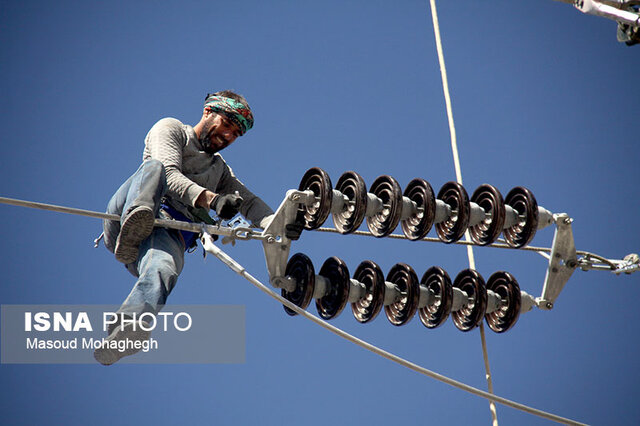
196,190,217,209
211,193,243,220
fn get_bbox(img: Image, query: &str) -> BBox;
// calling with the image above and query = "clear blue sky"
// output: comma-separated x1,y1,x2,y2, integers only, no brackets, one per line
1,1,638,425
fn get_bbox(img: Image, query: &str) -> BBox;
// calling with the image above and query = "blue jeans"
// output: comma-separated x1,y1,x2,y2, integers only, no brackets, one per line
104,160,185,318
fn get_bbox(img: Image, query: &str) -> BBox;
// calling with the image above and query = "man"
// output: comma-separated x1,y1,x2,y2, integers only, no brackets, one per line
95,91,284,365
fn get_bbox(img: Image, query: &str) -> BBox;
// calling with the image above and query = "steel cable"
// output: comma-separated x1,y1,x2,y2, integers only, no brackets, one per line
203,236,586,426
0,196,586,424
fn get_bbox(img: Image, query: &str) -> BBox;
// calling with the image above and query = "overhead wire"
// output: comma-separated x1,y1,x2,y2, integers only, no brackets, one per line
0,195,586,424
0,194,589,424
203,236,586,426
0,196,249,238
426,1,498,423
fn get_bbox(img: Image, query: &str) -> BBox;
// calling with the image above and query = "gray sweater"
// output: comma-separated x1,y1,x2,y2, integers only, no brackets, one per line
142,117,273,224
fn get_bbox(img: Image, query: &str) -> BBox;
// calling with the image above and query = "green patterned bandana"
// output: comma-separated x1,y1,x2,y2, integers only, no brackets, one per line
204,95,254,135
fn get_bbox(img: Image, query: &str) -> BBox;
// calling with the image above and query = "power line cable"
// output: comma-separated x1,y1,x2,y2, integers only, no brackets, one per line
203,236,587,426
427,1,498,423
0,195,586,424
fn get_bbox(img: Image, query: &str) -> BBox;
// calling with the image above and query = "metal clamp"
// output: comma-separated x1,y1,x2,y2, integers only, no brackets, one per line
537,213,578,310
576,252,640,274
261,189,310,286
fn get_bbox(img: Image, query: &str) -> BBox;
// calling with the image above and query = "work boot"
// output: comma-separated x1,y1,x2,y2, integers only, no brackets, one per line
114,205,154,264
93,320,152,366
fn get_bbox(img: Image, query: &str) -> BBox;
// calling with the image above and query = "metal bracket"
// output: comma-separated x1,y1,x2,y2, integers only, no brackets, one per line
260,189,313,289
537,213,578,310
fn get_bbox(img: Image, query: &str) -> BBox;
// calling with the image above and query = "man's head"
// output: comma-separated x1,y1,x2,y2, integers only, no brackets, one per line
196,90,254,154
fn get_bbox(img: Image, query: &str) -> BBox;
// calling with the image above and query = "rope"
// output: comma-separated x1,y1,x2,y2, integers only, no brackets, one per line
204,236,585,426
427,1,499,423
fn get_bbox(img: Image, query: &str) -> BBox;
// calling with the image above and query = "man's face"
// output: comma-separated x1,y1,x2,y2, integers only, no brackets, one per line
200,111,242,153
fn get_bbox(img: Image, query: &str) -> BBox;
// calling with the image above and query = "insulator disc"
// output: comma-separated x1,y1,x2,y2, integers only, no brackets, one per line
469,184,506,246
366,175,403,237
282,253,315,316
504,186,539,248
351,260,385,323
452,269,487,332
418,266,453,329
401,178,436,241
316,256,350,320
298,167,333,230
384,263,420,326
435,182,470,243
485,271,522,333
332,171,367,234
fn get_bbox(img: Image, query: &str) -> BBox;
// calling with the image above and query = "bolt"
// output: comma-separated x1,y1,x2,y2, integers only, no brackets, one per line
290,193,300,201
546,302,553,310
566,260,577,268
564,217,572,225
266,236,275,244
272,277,283,289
